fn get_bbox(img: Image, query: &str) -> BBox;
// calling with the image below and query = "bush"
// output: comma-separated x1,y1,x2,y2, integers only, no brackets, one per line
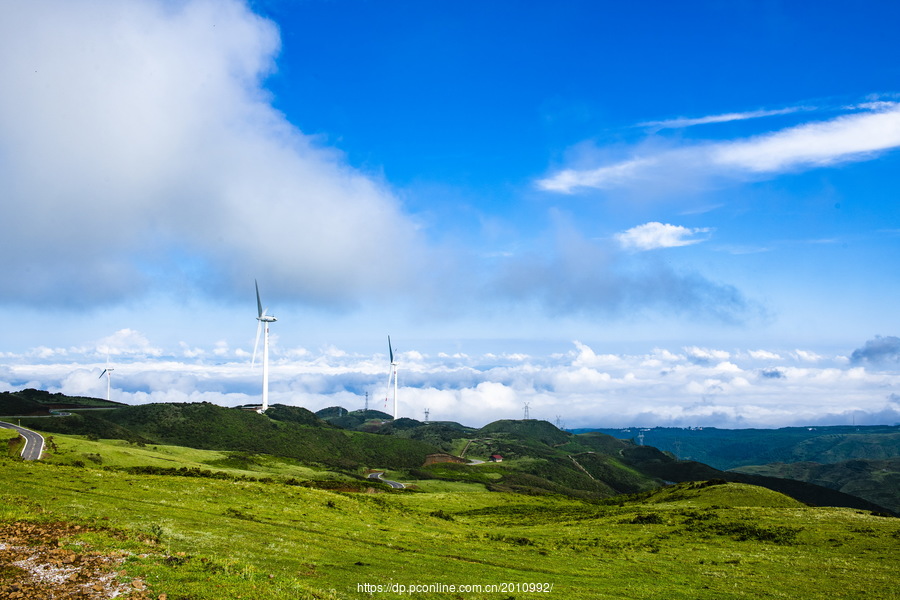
627,512,664,525
705,521,801,544
429,509,454,521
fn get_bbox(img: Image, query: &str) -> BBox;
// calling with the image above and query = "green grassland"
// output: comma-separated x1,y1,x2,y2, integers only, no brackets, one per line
1,427,21,458
2,438,899,600
14,400,893,513
733,458,900,514
41,434,355,482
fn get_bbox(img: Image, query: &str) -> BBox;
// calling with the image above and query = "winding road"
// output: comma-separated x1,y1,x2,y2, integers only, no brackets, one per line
367,471,405,489
0,421,45,461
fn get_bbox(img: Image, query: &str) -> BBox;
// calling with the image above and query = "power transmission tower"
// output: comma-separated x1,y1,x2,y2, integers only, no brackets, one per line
523,402,530,420
424,408,430,423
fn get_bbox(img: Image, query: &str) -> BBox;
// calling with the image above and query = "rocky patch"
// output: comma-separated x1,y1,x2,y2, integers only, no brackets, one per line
0,522,153,599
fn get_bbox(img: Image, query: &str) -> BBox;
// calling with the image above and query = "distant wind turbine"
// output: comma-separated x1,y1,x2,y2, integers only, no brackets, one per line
252,280,277,413
384,335,398,420
98,354,114,402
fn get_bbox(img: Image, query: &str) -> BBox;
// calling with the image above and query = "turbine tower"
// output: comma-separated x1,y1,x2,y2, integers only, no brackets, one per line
384,335,398,420
98,355,114,402
252,280,277,413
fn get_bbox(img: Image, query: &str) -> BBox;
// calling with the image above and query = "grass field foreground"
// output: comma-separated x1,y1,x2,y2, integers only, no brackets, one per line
2,457,899,599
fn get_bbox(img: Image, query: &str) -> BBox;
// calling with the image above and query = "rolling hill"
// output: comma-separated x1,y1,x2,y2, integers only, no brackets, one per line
2,449,898,599
0,388,125,415
733,458,900,514
579,425,900,469
7,390,896,513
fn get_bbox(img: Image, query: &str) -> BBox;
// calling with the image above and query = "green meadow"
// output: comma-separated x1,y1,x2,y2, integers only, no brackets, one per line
2,433,899,599
41,434,355,481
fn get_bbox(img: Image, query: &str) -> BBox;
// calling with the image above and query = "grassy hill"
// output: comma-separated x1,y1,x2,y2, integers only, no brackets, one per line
580,425,900,514
10,396,886,511
0,388,125,416
7,391,894,513
733,458,900,514
618,444,893,514
18,402,440,470
1,448,898,599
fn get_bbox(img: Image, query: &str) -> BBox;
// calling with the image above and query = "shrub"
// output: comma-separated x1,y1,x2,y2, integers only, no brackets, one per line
429,509,454,521
626,513,664,525
706,521,801,544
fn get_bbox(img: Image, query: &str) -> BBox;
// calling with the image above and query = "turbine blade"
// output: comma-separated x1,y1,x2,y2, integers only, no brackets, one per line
252,320,262,367
99,369,107,379
255,279,263,319
388,335,393,364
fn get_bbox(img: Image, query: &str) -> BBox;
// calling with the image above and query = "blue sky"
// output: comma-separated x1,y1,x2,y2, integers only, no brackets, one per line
1,0,900,427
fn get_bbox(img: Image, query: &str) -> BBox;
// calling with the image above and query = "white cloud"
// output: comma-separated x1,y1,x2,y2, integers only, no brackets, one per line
572,341,622,368
536,157,654,193
537,102,900,194
0,0,424,308
639,106,811,129
684,346,731,364
792,349,823,363
5,338,899,429
712,105,900,172
749,349,782,361
615,222,712,251
96,329,162,357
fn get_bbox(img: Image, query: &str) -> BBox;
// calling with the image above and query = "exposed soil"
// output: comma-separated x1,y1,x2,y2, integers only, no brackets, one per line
0,522,157,599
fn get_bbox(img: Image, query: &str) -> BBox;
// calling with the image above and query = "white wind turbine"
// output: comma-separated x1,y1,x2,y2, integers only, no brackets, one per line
98,354,114,402
252,280,277,413
384,335,398,420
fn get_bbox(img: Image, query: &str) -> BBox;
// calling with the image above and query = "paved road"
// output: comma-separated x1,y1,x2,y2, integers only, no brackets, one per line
367,471,405,489
0,421,45,461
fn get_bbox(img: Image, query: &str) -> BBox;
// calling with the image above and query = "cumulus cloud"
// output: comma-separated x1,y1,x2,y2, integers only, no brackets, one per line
792,350,824,363
684,346,730,365
96,329,162,357
616,222,712,251
537,102,900,194
0,0,424,308
749,349,782,360
0,0,760,333
851,335,900,365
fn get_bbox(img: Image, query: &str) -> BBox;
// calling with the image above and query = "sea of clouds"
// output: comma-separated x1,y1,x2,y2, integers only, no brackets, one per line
2,330,898,429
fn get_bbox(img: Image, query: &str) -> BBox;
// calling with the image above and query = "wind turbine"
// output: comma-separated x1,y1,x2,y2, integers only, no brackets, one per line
384,335,398,420
98,355,114,402
252,280,277,413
